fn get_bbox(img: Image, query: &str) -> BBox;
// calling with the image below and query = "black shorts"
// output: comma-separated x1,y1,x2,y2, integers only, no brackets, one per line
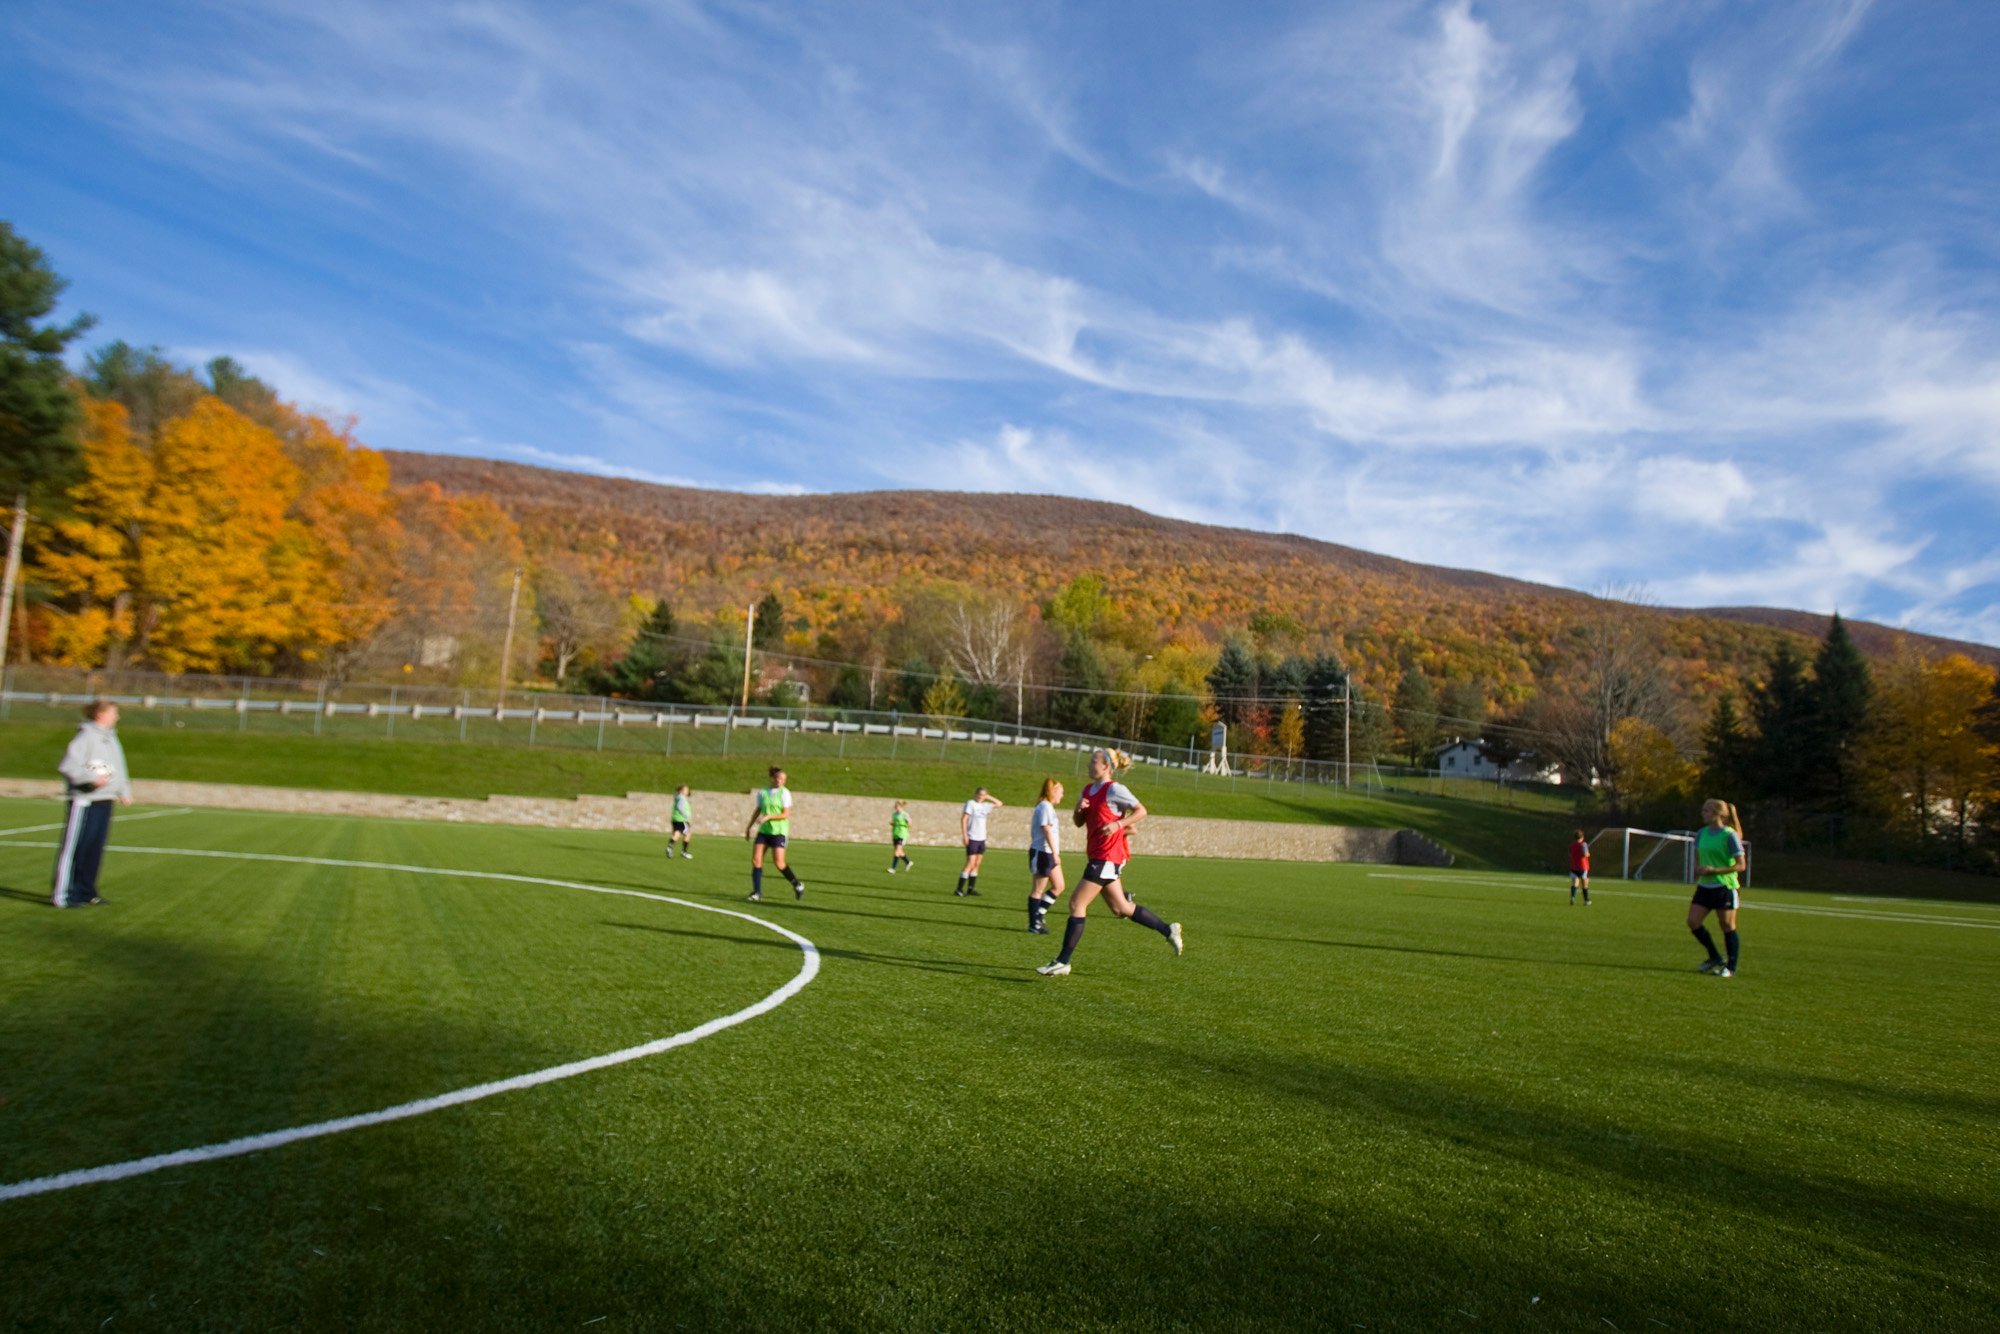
756,833,789,850
1692,883,1739,912
965,839,987,856
1029,849,1057,877
1082,859,1126,885
892,837,906,849
671,821,689,834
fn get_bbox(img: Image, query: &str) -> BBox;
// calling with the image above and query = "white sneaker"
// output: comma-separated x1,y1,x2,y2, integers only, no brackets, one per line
1036,960,1071,976
1697,959,1720,974
1713,966,1733,978
1168,922,1184,957
683,852,693,861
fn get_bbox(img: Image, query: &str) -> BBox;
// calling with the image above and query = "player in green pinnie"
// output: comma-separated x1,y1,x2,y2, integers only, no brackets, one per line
666,784,694,859
888,800,913,873
744,766,805,901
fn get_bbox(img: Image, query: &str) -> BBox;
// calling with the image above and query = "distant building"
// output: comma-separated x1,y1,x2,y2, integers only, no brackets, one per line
1434,739,1563,785
755,661,811,703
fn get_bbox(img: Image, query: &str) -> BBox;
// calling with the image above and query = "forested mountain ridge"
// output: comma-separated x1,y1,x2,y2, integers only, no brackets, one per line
384,450,1996,700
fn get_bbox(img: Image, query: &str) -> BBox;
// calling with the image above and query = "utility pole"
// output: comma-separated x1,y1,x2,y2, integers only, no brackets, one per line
1343,678,1352,787
739,601,756,709
0,493,25,670
497,565,522,712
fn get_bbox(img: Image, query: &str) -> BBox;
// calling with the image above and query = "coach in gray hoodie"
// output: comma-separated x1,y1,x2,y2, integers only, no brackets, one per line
52,699,132,908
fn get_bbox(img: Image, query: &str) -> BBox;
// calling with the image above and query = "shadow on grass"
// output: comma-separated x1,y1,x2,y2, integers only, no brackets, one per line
603,919,1033,983
1075,1030,1999,1273
1225,931,1687,974
1648,1053,2000,1123
0,883,53,906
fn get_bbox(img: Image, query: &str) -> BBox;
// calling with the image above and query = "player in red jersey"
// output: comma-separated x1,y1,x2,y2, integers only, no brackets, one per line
1036,748,1182,976
1569,829,1591,905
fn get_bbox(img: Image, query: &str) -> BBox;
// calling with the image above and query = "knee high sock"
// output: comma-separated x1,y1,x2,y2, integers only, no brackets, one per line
956,874,967,892
1027,894,1042,928
751,867,764,896
1129,903,1173,938
967,874,978,893
781,865,801,887
1056,916,1086,963
1723,930,1739,969
1691,924,1720,960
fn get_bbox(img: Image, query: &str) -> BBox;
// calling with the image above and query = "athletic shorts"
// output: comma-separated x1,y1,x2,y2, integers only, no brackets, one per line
1029,849,1057,877
1692,883,1739,912
671,821,688,834
756,833,789,850
1570,868,1587,880
1082,859,1126,885
892,837,906,849
964,839,987,856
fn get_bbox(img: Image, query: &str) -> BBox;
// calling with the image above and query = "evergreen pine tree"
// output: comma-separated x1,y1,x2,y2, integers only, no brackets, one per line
1206,639,1258,728
599,600,681,700
1394,667,1440,763
1049,633,1119,735
1301,653,1350,762
1803,613,1874,821
1746,639,1814,815
1700,693,1753,797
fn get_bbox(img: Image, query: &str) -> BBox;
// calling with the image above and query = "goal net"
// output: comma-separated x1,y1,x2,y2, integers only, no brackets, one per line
1591,828,1698,882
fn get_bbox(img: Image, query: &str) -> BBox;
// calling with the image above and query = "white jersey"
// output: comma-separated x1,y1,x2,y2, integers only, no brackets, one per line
962,798,996,842
1030,800,1059,855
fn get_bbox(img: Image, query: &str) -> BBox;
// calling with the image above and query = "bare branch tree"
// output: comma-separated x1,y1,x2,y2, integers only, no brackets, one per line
946,600,1027,687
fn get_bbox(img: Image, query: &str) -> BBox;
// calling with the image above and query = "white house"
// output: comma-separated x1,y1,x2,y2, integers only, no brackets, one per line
1434,739,1563,785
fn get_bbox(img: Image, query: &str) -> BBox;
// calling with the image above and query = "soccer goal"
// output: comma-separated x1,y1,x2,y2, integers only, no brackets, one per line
1590,828,1754,883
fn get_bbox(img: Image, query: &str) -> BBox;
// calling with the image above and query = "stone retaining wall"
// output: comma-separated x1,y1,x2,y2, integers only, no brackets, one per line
0,777,1452,866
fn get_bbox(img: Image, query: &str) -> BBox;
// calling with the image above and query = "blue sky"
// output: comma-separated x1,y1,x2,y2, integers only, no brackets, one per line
4,0,1997,643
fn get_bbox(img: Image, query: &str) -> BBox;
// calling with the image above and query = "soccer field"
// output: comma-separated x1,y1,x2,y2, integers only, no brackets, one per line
1,799,1994,1330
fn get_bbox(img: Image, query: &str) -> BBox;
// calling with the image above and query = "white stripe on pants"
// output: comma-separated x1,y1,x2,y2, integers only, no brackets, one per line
50,798,88,907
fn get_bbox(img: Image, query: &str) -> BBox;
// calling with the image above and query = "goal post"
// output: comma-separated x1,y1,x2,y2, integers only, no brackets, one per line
1588,828,1753,884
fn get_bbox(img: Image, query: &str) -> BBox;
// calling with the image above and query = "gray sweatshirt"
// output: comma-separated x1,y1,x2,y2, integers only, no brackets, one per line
57,721,131,803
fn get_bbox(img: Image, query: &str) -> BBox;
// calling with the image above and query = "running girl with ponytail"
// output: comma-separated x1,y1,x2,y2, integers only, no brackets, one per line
1689,798,1747,977
1037,749,1182,975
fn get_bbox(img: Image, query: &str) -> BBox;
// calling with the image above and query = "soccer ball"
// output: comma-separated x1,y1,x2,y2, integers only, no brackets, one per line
86,760,114,782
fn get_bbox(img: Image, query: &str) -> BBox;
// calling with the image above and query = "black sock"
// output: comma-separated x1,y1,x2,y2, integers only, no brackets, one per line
1056,916,1086,964
1691,925,1720,961
782,866,801,887
1724,930,1739,969
751,867,763,896
1130,903,1172,938
956,875,966,892
1028,894,1041,928
967,875,978,893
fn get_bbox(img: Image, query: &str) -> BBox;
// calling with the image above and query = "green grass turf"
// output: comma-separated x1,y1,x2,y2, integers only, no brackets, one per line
0,720,1573,870
1,798,1994,1329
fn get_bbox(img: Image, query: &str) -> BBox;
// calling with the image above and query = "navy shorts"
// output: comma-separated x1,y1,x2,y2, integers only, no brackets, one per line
892,837,906,849
1692,883,1739,912
1082,859,1126,885
965,839,987,856
1029,849,1057,877
756,833,789,850
671,821,688,834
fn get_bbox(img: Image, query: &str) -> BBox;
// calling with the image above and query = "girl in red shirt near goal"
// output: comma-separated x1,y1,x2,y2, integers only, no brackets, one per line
1569,829,1591,905
1037,748,1183,976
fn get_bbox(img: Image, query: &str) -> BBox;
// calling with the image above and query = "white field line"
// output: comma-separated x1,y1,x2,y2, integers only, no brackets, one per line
0,845,820,1203
1833,896,2000,912
0,807,194,839
1364,872,2000,930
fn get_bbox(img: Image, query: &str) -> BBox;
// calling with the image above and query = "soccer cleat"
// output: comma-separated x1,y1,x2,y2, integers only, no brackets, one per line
793,881,806,900
1713,966,1734,978
1168,922,1184,956
1036,960,1071,976
86,896,107,906
887,865,897,874
747,891,761,902
1029,924,1049,935
1697,958,1721,974
683,853,692,860
965,887,980,897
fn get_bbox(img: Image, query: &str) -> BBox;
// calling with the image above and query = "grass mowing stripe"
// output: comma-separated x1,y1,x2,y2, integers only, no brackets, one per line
0,844,820,1203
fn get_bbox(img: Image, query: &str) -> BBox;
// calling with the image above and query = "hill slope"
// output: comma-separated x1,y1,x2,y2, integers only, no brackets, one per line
385,452,1995,698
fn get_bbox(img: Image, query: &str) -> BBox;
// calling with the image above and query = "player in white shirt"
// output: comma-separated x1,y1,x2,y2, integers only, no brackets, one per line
953,786,1004,897
1026,777,1066,933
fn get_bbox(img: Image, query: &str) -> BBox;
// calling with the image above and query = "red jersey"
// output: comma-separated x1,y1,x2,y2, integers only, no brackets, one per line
1569,839,1589,872
1077,780,1138,863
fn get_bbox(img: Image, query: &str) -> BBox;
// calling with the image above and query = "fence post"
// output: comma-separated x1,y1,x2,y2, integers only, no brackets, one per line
666,714,674,756
314,680,326,736
0,664,9,721
891,711,899,761
529,707,538,746
459,688,469,743
782,708,791,758
597,698,607,751
387,686,397,738
238,679,249,732
724,704,732,757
